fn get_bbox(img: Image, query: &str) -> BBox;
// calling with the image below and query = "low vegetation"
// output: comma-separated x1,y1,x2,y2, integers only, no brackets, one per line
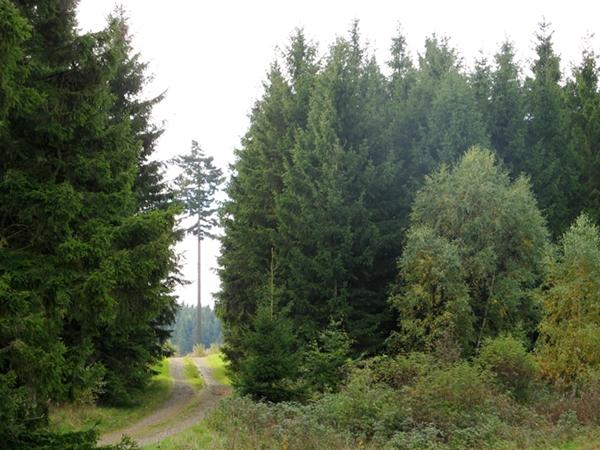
143,424,222,450
48,359,172,436
202,350,600,450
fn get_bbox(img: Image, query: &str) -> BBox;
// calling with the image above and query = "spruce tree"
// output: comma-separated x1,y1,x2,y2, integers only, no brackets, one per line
488,42,527,175
524,22,576,235
1,0,180,422
567,47,600,223
218,31,318,370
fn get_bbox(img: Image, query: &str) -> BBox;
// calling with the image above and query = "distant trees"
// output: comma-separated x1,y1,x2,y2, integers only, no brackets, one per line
523,22,577,236
170,304,223,354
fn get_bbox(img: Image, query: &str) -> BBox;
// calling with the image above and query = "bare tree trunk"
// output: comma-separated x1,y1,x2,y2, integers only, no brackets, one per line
195,229,202,347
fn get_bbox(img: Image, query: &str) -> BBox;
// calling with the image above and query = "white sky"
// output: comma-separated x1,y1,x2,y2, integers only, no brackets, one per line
76,0,600,307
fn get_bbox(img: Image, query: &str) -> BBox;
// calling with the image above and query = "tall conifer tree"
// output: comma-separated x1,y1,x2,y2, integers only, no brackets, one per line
525,22,576,235
172,141,223,347
567,47,600,223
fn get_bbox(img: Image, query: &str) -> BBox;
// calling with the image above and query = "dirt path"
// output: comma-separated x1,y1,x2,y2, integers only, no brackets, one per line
98,356,231,447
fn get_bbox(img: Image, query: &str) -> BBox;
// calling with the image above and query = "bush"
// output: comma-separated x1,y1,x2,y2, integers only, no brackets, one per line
408,363,512,433
313,369,409,440
476,335,538,401
301,322,352,395
191,344,206,357
207,397,355,450
361,353,434,389
540,370,600,426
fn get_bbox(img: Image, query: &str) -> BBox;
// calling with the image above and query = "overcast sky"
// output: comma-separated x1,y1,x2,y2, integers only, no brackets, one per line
76,0,599,307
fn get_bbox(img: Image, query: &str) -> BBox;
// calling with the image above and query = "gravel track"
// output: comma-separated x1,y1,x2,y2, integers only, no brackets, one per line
98,356,231,447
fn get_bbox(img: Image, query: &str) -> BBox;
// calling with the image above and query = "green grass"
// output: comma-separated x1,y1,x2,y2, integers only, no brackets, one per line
48,358,173,435
143,423,222,450
203,353,230,386
183,357,204,389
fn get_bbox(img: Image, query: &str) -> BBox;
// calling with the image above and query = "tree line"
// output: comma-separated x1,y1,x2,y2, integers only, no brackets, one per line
170,304,223,355
217,21,600,397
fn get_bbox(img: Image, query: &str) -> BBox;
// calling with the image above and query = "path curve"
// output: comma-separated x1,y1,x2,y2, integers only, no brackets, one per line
98,356,231,447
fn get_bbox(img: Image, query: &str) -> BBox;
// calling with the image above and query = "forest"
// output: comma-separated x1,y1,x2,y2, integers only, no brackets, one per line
3,0,600,448
170,305,222,355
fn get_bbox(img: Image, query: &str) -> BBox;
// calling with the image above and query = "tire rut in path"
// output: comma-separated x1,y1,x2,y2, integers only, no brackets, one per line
98,356,230,447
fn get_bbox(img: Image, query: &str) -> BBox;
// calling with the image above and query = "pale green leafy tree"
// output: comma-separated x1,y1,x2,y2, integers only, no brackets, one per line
391,147,549,355
538,214,600,388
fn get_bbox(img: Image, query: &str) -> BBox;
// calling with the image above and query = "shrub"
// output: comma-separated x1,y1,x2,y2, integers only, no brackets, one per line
207,397,355,450
476,335,538,401
541,370,600,425
384,426,444,450
362,353,434,389
313,369,409,439
301,322,352,394
191,344,206,357
408,363,512,433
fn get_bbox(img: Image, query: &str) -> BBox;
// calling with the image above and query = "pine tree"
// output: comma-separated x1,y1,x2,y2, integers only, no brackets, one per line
172,141,223,347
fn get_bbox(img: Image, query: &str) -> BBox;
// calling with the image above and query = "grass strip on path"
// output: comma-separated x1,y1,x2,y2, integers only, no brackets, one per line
183,357,204,390
48,358,173,435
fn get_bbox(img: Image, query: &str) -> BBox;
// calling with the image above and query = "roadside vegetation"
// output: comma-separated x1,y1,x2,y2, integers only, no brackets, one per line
48,360,173,436
203,353,231,386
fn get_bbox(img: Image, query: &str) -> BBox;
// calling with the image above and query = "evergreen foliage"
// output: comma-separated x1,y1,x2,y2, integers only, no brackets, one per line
301,321,352,394
0,0,178,444
524,22,577,236
172,140,223,347
170,304,223,355
232,299,300,402
218,21,600,385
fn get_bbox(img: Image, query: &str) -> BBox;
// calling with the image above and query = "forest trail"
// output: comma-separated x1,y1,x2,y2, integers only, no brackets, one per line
98,356,231,447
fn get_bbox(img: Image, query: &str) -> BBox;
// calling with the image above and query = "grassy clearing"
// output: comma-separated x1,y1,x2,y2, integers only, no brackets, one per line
48,358,172,435
183,357,204,390
203,353,230,386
